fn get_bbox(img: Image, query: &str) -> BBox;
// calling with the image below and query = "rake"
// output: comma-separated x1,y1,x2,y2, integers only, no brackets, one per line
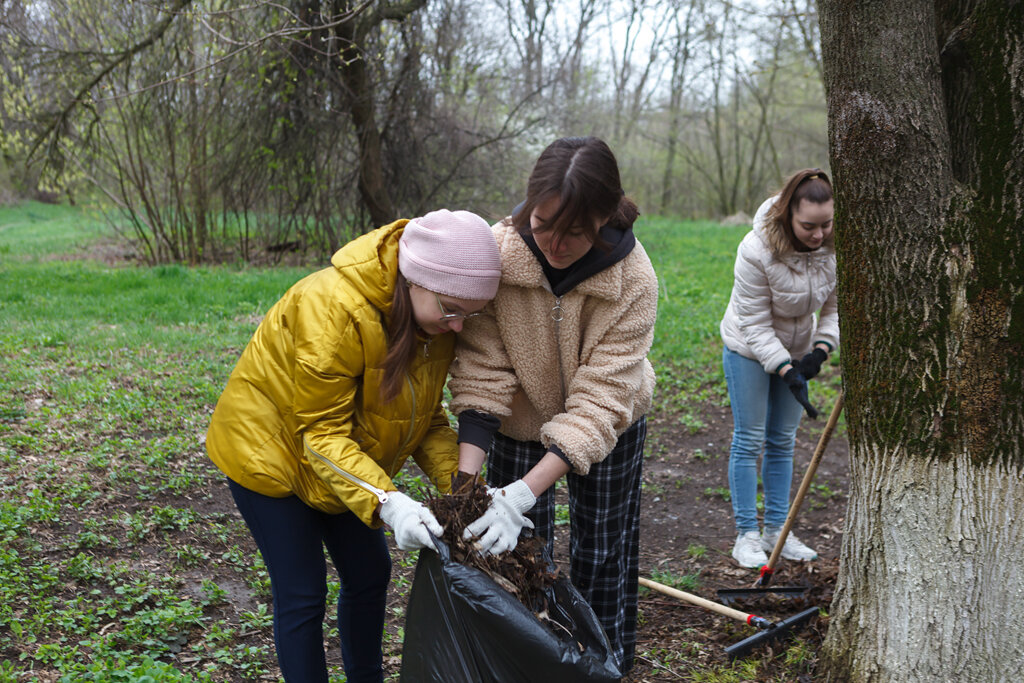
717,391,845,604
639,577,819,659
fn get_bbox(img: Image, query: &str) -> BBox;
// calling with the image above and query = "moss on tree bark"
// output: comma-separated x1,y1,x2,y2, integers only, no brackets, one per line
819,0,1024,679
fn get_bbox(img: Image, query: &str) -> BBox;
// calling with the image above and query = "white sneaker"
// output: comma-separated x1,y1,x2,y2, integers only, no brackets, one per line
732,531,768,568
761,529,818,562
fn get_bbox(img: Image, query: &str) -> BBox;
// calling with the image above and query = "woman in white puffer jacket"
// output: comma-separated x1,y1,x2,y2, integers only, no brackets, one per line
719,169,838,569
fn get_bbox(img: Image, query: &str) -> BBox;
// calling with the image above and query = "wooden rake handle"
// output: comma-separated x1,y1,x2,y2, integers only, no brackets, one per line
763,390,845,573
639,577,772,628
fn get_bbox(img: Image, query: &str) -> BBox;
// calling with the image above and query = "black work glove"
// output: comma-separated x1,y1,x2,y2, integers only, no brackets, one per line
797,348,829,380
782,367,819,418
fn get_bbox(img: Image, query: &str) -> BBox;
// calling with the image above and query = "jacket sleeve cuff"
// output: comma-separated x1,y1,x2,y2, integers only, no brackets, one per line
814,340,834,352
457,410,500,452
546,444,574,470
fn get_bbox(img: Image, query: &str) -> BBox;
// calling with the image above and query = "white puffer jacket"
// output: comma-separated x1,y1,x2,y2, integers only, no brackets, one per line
719,196,838,373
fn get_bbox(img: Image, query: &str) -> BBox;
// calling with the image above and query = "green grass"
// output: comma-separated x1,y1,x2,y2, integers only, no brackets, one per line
685,543,708,560
0,201,110,259
636,217,746,426
0,201,832,681
647,567,702,592
637,217,745,364
0,202,310,680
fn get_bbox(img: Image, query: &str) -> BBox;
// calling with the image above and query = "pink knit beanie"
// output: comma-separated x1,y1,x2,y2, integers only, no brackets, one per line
399,209,501,300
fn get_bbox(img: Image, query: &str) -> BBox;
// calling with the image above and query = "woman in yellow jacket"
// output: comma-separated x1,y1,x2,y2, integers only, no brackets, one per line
206,210,501,683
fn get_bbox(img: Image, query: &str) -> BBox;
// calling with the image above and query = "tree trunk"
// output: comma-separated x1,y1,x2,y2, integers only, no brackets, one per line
330,0,426,227
819,0,1024,680
337,28,395,227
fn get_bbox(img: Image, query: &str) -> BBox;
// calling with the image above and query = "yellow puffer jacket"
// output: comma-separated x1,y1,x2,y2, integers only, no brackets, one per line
206,220,458,526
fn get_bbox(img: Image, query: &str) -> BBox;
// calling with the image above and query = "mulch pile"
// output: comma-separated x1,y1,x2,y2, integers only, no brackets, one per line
426,475,558,613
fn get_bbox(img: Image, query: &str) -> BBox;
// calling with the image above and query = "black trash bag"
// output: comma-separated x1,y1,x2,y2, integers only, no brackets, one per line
399,537,621,682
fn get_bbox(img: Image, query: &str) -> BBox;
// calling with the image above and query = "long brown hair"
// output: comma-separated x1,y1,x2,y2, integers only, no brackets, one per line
766,168,834,252
380,272,419,403
511,136,639,249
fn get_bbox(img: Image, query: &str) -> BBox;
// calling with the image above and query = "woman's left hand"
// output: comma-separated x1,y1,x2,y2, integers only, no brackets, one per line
463,480,536,555
782,367,819,418
797,348,829,379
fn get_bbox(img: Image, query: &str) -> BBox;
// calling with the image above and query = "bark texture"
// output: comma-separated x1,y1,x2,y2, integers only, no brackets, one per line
819,0,1024,679
331,0,427,227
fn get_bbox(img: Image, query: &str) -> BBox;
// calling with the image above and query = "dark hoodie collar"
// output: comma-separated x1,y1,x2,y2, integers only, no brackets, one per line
519,221,636,296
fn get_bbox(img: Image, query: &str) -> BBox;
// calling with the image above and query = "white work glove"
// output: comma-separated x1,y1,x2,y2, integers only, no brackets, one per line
379,491,443,551
463,479,537,556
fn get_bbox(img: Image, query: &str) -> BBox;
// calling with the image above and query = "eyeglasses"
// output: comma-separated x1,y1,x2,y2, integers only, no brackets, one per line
435,293,482,321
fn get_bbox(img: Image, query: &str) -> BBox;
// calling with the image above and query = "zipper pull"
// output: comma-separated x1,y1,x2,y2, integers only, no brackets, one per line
550,296,564,322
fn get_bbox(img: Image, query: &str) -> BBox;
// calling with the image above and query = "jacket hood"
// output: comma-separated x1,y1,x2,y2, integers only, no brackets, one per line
506,201,637,297
330,219,409,315
520,222,636,296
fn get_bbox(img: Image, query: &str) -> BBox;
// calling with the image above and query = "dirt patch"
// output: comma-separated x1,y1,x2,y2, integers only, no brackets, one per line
623,401,849,679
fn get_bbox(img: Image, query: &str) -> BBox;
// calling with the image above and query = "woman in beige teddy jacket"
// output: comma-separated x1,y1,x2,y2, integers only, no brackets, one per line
447,136,658,675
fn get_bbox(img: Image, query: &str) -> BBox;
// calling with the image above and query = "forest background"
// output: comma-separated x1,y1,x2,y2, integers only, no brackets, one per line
4,1,1023,681
0,0,827,263
1,1,836,680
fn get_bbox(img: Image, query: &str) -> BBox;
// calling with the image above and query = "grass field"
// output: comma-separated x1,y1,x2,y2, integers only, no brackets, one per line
1,204,314,680
0,202,790,681
636,216,747,428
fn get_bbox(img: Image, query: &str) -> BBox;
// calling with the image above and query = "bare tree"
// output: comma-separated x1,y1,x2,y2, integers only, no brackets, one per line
498,0,554,97
331,0,426,226
659,0,700,215
785,0,820,82
735,17,784,210
560,0,605,111
607,0,667,145
679,0,747,215
2,0,835,255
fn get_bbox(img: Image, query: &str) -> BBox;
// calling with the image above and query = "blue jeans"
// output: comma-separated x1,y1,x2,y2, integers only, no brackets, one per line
722,346,804,533
228,479,391,683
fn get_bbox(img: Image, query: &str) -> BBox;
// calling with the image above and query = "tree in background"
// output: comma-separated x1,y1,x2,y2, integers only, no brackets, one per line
0,0,831,263
0,0,537,262
637,0,829,218
819,0,1024,678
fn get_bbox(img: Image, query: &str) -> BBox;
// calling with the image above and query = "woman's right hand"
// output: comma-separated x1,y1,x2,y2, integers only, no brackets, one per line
782,367,819,418
379,491,444,550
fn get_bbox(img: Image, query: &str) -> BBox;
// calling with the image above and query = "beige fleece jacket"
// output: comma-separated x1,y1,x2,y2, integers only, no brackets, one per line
448,219,658,475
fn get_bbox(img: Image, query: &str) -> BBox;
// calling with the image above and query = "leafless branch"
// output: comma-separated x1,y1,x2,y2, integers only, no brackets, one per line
29,0,194,162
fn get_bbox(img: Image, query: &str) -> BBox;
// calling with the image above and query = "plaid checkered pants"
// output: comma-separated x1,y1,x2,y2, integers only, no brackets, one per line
486,417,646,674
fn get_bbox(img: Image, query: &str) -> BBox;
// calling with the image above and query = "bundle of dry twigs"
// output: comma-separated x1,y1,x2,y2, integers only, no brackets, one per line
426,474,558,613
